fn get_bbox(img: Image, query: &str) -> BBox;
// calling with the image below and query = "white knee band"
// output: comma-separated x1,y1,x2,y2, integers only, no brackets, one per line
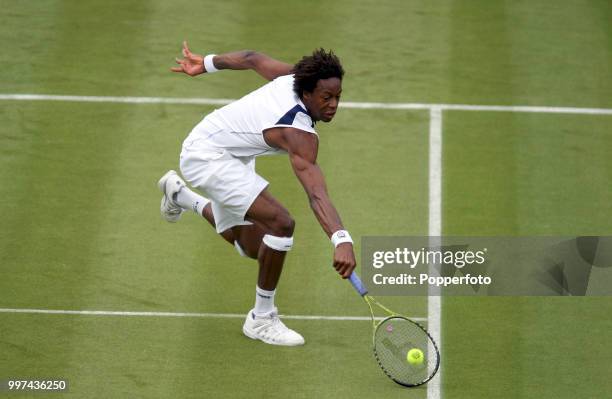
263,234,294,251
234,241,247,257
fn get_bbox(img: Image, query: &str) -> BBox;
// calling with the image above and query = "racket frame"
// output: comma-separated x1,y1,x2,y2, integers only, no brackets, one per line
351,272,441,387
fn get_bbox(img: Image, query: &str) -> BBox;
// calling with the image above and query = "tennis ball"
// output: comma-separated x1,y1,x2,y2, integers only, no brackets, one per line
407,348,424,365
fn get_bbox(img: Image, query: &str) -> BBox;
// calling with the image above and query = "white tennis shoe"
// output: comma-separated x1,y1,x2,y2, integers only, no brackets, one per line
243,308,305,346
157,170,186,223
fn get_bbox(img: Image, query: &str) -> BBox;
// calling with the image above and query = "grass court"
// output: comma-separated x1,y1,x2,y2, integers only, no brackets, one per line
1,1,611,398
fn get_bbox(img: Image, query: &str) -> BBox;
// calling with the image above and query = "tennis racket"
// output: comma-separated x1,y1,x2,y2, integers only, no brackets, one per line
347,271,440,387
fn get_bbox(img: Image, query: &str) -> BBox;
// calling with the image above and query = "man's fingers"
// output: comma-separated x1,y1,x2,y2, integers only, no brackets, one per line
334,260,348,274
341,267,352,278
334,259,355,279
175,58,188,70
182,41,192,57
171,57,186,73
334,246,356,279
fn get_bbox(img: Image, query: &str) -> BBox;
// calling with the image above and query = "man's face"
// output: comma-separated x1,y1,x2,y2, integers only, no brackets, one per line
302,77,342,123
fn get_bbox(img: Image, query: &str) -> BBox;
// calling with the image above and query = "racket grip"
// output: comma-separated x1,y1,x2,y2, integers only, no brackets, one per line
349,271,368,296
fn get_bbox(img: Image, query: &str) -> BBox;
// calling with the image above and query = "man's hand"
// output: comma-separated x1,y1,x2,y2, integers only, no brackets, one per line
333,243,356,279
171,41,205,76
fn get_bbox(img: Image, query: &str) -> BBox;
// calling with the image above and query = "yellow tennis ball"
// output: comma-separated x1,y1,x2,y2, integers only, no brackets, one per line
407,348,424,365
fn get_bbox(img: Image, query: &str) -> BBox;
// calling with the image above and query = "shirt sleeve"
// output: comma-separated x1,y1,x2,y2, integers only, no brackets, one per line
272,104,317,134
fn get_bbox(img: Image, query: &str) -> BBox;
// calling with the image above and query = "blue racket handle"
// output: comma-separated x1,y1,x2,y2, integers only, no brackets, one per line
349,271,368,296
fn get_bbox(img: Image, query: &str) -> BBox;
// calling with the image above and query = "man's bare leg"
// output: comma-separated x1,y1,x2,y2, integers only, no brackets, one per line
200,203,266,259
240,189,303,346
173,182,290,300
192,190,289,287
169,178,303,345
202,190,294,290
242,190,294,291
200,203,235,245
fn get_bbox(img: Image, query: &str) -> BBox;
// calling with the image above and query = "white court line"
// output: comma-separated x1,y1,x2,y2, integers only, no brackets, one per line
0,94,235,106
0,308,426,322
1,93,612,115
428,107,443,399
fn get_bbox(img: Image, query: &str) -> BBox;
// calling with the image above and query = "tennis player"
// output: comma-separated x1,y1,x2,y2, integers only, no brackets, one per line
159,42,356,346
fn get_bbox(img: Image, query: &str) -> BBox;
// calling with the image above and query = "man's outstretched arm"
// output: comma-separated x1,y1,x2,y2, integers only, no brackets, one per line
171,41,292,81
271,128,356,278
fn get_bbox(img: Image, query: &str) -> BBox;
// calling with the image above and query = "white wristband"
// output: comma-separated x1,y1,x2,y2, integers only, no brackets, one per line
203,54,219,73
331,230,353,247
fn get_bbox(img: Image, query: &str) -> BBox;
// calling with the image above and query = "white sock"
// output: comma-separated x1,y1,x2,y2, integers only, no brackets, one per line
254,286,276,315
175,187,210,215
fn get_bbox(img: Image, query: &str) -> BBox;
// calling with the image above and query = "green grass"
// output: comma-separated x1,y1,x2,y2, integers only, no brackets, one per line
1,315,422,399
1,0,611,398
442,110,612,398
443,112,612,235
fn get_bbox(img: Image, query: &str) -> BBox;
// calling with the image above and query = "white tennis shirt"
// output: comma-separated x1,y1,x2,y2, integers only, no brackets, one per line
184,74,317,157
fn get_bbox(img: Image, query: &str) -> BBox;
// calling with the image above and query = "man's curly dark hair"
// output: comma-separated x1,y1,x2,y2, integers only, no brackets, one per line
292,49,344,98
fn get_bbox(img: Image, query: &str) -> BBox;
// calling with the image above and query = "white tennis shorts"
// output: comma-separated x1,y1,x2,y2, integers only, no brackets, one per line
179,129,268,234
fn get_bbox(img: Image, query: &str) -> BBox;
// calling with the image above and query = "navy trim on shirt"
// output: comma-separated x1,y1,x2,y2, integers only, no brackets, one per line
276,104,314,128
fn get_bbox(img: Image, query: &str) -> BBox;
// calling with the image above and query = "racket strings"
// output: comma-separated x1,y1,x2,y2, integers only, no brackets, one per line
361,295,439,387
374,317,436,386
